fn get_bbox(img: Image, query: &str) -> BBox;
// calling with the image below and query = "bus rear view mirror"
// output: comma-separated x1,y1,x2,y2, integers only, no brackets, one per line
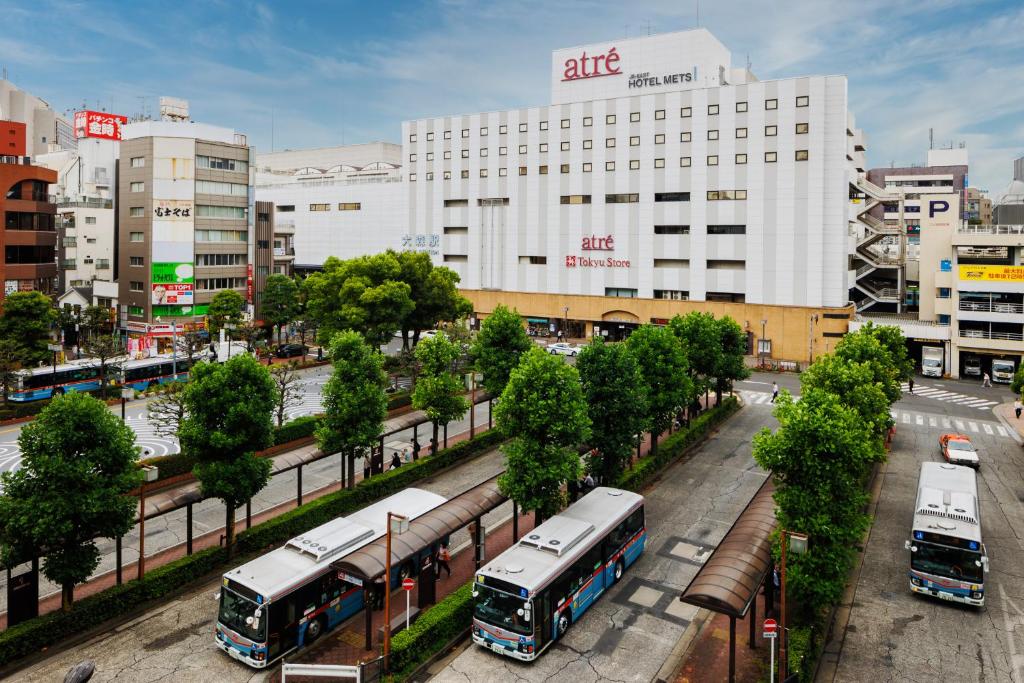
904,540,915,552
982,556,990,573
213,592,221,601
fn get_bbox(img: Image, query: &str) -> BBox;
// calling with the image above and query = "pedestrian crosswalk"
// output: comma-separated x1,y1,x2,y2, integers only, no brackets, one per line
739,390,1013,440
899,382,999,411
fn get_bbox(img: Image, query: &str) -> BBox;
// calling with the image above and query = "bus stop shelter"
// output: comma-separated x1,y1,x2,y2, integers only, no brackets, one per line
332,474,507,651
679,477,777,683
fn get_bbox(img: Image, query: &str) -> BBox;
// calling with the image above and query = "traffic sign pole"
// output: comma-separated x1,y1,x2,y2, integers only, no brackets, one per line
763,618,778,683
403,577,415,631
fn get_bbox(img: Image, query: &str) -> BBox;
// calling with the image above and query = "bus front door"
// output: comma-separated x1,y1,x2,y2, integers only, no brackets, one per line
537,594,552,650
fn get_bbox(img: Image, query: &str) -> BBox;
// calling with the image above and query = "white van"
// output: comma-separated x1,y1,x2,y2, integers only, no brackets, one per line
963,356,982,377
921,347,943,378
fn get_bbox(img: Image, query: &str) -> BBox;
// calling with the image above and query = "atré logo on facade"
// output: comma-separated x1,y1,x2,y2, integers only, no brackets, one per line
565,235,630,269
562,47,622,82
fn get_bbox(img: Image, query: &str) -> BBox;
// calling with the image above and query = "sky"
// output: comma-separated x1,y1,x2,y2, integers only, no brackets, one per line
1,0,1022,196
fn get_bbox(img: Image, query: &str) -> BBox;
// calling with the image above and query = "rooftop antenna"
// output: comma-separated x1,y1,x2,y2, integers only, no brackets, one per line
929,127,933,150
646,21,652,36
2,66,7,81
271,108,274,153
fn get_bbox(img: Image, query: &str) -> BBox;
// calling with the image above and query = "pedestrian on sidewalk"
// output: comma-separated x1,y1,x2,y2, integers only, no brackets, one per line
771,382,779,403
908,377,914,393
363,459,371,482
983,372,992,387
402,447,411,463
373,575,385,610
412,439,421,461
389,452,402,470
1016,398,1022,420
436,543,452,579
583,472,595,492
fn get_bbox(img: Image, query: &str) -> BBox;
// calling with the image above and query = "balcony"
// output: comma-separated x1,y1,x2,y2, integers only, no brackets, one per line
953,224,1024,248
274,247,296,260
959,328,1024,342
55,198,113,210
959,300,1024,315
274,220,296,235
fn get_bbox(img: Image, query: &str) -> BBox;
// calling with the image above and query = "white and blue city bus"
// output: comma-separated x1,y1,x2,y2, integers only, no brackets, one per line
905,462,989,606
118,354,191,392
472,487,645,661
214,488,447,668
10,358,107,401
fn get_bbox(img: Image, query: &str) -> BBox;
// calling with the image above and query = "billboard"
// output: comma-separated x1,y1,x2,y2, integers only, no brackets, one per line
152,262,194,307
73,111,128,141
153,304,208,318
958,265,1024,283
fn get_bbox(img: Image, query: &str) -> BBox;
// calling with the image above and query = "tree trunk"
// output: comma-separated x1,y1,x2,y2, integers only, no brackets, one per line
225,504,237,559
432,421,439,456
61,582,74,611
347,451,356,489
650,429,658,457
402,330,410,351
277,404,284,428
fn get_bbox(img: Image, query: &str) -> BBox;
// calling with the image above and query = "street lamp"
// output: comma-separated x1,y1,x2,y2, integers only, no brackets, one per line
808,314,819,364
47,342,62,396
121,386,134,421
760,319,768,367
779,529,808,681
383,512,409,671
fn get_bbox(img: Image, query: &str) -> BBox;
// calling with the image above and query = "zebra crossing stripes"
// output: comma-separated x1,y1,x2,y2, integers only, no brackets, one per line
741,391,798,405
899,382,999,410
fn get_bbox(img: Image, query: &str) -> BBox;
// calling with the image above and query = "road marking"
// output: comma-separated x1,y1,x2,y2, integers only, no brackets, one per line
902,413,911,424
915,415,924,426
929,417,937,427
983,423,995,435
969,421,979,432
956,420,966,431
998,426,1009,437
942,418,951,428
891,409,898,420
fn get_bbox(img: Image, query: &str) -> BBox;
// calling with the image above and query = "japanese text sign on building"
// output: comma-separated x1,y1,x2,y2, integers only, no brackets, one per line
152,199,194,221
958,265,1024,283
73,111,128,141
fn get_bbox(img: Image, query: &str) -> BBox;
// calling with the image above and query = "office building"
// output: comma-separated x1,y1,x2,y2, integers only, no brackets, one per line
965,187,992,225
117,102,263,346
0,79,75,156
994,156,1024,225
0,121,57,299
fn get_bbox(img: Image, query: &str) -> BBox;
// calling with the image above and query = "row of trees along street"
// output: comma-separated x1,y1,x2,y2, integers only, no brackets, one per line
477,304,750,523
0,252,475,611
752,322,911,669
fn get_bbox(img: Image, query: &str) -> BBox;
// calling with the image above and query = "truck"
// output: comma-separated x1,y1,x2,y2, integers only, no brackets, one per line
992,359,1015,384
922,346,944,378
963,355,982,377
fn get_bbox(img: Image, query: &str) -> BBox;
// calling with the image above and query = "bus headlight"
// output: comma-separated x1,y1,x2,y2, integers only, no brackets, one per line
972,591,983,600
910,577,922,586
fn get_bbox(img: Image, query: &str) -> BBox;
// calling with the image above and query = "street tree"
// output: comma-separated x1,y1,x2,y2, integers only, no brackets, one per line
496,347,590,522
396,251,472,348
84,334,126,394
576,337,648,485
753,388,878,622
471,305,532,398
862,322,914,382
833,324,905,405
626,324,691,455
801,354,892,445
0,338,21,403
206,289,245,336
1012,364,1024,397
81,304,111,339
0,291,56,366
178,329,210,365
270,361,303,427
669,312,720,406
261,274,301,344
147,380,188,439
305,253,415,347
713,316,751,402
316,331,387,487
412,333,470,454
0,393,139,610
179,354,276,556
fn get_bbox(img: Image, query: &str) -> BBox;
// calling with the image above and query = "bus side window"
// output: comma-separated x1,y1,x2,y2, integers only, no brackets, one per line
605,520,628,560
625,508,644,536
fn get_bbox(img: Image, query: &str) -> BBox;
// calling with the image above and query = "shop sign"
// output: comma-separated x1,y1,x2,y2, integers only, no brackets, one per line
74,110,128,140
958,265,1024,282
247,264,253,303
153,199,193,220
4,280,17,296
562,46,621,82
566,235,630,268
152,262,194,306
401,234,440,256
582,235,615,251
153,304,209,318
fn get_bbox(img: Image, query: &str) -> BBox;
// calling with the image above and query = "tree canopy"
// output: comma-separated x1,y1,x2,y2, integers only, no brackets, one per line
471,305,533,397
316,331,387,486
179,354,275,554
577,337,648,485
0,393,139,610
396,251,472,348
626,324,691,453
261,274,301,343
412,333,470,454
0,291,56,366
206,289,245,336
496,347,590,520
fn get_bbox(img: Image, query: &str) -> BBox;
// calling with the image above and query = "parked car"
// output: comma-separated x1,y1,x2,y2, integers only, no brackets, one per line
963,356,982,376
547,342,579,357
939,433,979,469
275,343,309,359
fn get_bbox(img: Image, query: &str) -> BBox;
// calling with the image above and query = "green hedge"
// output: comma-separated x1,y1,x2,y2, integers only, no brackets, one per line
0,428,504,671
617,397,739,492
272,414,319,446
386,389,412,411
391,581,474,677
787,625,814,682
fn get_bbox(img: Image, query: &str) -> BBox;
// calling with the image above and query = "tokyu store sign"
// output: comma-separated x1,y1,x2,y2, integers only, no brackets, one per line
550,29,730,104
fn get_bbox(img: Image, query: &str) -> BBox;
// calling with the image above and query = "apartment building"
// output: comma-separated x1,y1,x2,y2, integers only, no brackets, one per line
965,187,992,225
0,121,57,299
117,118,261,343
0,79,75,157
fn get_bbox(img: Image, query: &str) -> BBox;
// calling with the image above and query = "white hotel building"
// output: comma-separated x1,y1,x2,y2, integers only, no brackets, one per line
259,29,864,357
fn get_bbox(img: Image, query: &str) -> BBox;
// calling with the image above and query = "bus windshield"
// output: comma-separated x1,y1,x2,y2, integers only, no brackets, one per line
912,542,983,583
474,584,532,635
218,588,266,642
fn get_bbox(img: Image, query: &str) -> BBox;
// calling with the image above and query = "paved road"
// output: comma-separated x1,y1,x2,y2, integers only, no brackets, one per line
432,393,772,682
829,407,1024,682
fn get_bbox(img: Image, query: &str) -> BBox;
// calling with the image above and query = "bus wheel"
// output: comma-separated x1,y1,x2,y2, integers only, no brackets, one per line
305,615,324,643
52,387,65,396
557,611,571,638
613,559,624,583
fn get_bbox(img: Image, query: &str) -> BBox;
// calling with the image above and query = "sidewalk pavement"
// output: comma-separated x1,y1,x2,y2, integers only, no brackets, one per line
275,511,538,678
674,603,772,683
994,401,1024,444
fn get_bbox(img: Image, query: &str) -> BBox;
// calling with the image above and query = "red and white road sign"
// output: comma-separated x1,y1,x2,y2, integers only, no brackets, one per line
402,578,415,591
763,618,778,639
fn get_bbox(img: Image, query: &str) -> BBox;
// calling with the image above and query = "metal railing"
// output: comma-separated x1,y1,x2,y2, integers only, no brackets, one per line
958,224,1024,235
959,300,1024,314
958,328,1024,341
55,198,113,209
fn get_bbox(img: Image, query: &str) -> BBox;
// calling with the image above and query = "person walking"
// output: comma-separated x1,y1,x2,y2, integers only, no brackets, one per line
436,543,452,579
908,377,915,394
771,381,779,403
983,372,992,388
1016,398,1022,420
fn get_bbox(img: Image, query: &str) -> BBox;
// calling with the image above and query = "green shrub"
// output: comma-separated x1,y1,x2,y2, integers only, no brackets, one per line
618,397,739,491
787,625,814,682
390,581,474,677
387,389,413,411
140,451,195,480
0,428,504,670
273,414,320,445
